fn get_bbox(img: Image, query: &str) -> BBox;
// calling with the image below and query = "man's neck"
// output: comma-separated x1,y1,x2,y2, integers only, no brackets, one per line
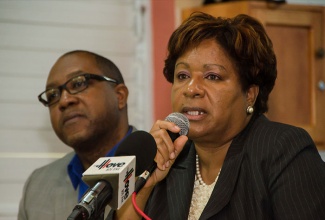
75,125,132,170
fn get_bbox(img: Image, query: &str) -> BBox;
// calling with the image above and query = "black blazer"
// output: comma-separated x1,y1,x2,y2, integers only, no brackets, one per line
144,115,325,220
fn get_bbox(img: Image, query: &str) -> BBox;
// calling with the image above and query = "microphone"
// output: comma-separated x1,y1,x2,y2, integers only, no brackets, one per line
68,156,136,220
165,112,190,141
114,131,157,176
134,112,190,193
67,130,157,220
113,131,157,193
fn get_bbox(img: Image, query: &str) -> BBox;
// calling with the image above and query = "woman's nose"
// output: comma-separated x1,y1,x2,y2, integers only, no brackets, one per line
183,78,204,98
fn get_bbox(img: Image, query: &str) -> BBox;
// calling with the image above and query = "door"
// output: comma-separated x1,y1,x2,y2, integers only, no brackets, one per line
252,7,325,149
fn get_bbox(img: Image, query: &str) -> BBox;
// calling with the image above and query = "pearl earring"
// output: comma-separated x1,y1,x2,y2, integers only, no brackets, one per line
246,106,254,115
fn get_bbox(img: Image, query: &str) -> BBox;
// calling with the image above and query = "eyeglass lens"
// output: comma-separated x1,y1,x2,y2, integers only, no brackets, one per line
42,75,89,105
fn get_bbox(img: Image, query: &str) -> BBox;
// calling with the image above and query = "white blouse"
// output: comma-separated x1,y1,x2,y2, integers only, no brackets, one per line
188,175,217,220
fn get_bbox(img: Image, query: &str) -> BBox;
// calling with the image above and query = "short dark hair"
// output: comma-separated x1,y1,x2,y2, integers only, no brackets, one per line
164,12,277,115
62,50,125,84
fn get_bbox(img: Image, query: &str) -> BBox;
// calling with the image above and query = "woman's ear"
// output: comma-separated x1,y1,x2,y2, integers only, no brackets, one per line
246,85,259,106
114,84,129,109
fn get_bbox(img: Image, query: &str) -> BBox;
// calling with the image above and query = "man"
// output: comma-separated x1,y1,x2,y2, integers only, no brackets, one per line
18,50,135,220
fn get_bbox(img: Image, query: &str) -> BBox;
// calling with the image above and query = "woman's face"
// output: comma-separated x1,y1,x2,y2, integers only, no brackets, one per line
172,39,256,146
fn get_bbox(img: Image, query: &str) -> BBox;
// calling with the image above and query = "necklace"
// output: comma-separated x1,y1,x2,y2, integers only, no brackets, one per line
189,154,222,219
196,154,221,186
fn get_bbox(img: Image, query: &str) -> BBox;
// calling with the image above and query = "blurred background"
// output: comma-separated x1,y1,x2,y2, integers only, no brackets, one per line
0,0,324,219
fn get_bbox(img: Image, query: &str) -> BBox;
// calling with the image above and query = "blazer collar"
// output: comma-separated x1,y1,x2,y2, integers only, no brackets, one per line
166,141,196,219
200,115,258,219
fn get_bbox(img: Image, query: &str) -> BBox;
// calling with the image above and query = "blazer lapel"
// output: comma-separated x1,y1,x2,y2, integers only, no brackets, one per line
200,145,244,219
200,117,255,219
167,143,196,220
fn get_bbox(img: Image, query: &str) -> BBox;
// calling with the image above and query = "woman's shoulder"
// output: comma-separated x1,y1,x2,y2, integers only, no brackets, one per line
244,114,316,157
252,114,313,141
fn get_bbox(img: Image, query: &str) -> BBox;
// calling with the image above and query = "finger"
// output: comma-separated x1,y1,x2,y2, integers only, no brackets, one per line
155,135,170,170
150,121,180,158
150,120,181,135
150,120,165,132
149,119,185,170
144,135,189,188
173,135,188,158
157,134,188,171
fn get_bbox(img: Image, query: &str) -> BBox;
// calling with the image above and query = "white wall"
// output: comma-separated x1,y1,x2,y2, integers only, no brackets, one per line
0,1,152,219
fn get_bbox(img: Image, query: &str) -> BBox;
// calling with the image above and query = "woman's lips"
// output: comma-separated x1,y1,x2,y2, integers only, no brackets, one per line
182,107,207,120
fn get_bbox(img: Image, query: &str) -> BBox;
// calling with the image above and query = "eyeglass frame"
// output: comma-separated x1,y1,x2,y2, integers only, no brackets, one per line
38,73,119,107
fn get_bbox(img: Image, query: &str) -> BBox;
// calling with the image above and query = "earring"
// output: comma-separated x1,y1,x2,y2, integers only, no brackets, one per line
246,106,254,115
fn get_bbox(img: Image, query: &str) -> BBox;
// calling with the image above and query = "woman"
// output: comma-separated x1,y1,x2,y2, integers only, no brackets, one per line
115,12,325,220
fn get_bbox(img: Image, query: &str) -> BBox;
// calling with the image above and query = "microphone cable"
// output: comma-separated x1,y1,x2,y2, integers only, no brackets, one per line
132,192,151,220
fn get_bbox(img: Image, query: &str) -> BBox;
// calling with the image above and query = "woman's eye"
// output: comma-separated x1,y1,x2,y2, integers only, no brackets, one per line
176,72,189,80
205,73,220,81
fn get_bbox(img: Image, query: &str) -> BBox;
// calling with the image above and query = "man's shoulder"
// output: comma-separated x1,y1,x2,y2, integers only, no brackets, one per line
29,151,75,179
19,152,78,220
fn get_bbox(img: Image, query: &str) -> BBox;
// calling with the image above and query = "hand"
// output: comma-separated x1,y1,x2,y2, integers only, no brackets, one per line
144,120,188,187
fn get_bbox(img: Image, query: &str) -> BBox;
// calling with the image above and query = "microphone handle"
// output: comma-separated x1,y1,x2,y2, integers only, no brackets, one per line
167,130,180,142
67,180,112,220
134,163,157,193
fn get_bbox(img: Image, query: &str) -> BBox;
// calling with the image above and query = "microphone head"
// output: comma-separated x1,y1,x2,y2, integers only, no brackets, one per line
115,130,157,176
165,112,190,136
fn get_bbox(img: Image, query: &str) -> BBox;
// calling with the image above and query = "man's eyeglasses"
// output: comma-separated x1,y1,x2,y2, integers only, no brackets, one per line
38,73,118,107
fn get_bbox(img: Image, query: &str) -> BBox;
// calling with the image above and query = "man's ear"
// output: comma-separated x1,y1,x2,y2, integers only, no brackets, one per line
114,84,129,109
246,84,259,106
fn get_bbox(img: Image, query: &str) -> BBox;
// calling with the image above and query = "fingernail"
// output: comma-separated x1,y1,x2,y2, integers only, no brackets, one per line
170,152,175,159
165,160,170,168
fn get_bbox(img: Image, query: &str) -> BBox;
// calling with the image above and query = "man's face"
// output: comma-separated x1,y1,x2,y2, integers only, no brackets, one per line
45,53,122,151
